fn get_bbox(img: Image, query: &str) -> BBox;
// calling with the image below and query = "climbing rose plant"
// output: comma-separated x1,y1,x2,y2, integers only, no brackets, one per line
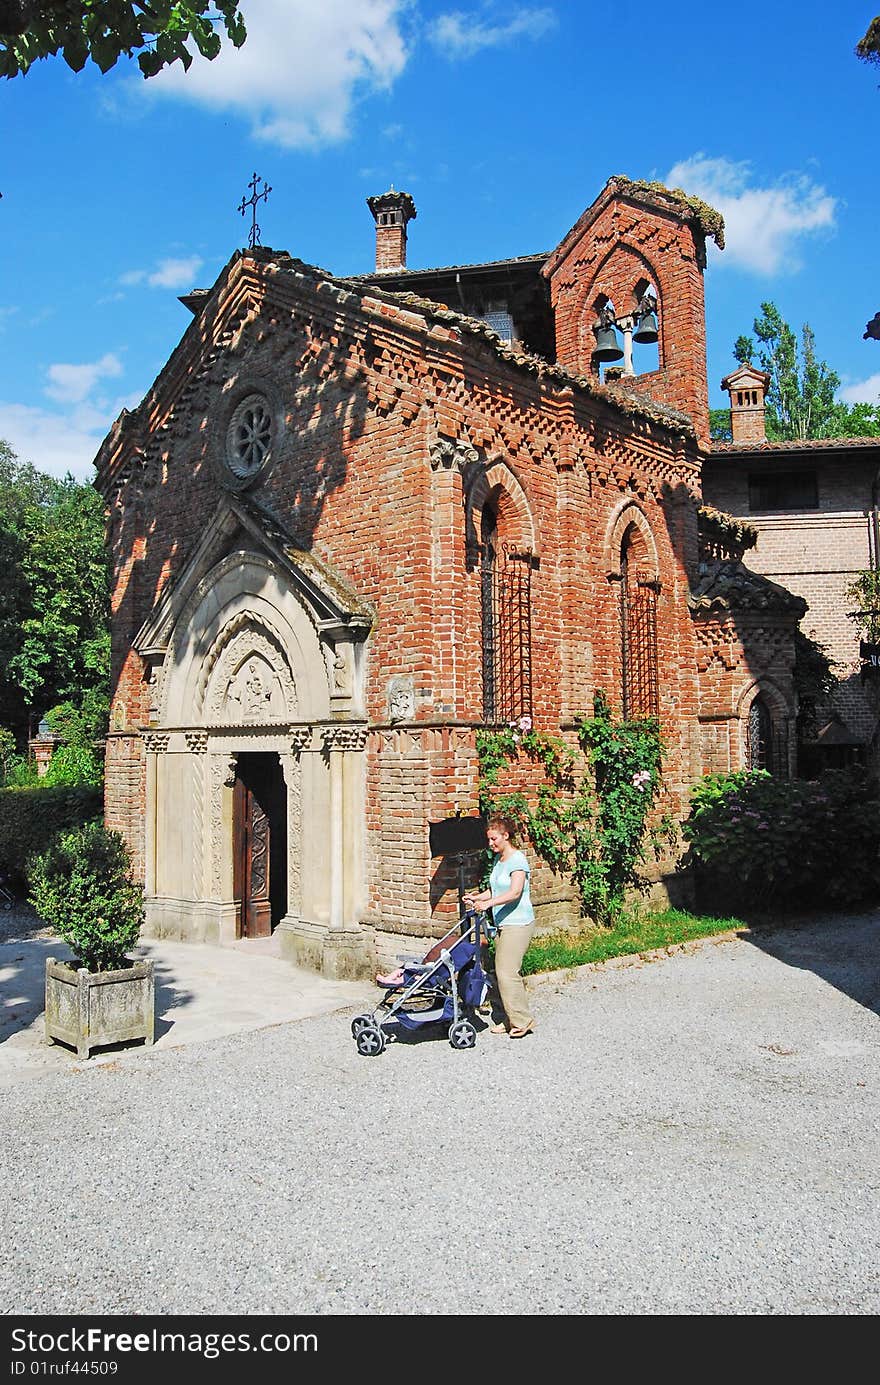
477,691,663,925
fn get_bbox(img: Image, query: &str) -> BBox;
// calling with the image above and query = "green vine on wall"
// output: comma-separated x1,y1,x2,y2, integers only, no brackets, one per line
476,692,664,926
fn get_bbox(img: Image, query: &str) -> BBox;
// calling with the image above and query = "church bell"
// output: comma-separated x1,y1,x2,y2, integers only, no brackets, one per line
632,309,659,344
591,322,624,363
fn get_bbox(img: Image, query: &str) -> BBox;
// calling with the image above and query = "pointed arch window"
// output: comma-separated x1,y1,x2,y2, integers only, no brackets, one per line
620,524,659,720
746,695,774,772
481,498,533,724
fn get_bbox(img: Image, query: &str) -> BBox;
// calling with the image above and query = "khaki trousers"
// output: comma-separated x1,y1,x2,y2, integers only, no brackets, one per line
494,924,535,1030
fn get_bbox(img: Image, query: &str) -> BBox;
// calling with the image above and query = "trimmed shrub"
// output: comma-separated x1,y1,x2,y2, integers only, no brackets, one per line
684,767,880,910
0,784,102,886
28,822,144,972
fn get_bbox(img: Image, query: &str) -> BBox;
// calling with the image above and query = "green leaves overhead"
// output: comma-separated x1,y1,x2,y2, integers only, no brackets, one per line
0,2,246,80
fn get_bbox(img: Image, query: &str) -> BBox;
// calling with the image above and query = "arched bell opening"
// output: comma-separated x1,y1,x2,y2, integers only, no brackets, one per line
631,277,660,375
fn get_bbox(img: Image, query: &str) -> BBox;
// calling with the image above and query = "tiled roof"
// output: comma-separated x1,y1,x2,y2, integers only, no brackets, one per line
344,252,550,282
711,436,880,455
689,560,808,617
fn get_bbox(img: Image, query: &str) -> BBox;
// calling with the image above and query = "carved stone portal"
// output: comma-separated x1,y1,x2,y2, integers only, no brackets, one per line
202,621,297,725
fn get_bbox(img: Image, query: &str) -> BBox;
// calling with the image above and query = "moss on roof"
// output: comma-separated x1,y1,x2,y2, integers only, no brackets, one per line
610,176,725,250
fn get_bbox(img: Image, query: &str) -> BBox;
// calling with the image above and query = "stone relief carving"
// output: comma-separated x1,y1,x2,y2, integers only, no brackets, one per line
202,622,297,725
290,727,312,755
228,656,274,722
142,732,170,755
321,725,368,752
278,753,303,917
387,675,415,722
429,437,480,472
209,756,231,897
185,730,209,754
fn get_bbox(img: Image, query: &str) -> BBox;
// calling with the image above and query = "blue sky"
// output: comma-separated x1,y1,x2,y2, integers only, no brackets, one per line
2,0,879,478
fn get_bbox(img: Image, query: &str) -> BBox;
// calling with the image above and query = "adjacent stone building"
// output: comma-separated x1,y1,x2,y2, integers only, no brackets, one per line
703,369,880,772
95,177,805,977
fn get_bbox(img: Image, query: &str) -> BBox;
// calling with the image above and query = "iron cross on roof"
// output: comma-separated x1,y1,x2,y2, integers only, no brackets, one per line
238,172,272,249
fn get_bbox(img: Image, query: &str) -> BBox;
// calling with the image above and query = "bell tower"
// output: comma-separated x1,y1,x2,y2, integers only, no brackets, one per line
543,177,724,448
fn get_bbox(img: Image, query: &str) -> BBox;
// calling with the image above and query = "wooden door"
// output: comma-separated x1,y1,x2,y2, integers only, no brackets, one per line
233,754,287,938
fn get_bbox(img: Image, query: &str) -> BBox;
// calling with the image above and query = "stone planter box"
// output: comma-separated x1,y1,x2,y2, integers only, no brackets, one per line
45,956,155,1060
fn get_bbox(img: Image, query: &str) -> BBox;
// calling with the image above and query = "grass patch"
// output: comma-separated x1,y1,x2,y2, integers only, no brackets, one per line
521,907,746,975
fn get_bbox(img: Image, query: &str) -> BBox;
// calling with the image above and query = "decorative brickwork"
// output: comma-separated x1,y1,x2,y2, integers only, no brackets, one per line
95,179,804,976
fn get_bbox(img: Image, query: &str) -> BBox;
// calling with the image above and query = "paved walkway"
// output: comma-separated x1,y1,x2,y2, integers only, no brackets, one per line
0,911,374,1087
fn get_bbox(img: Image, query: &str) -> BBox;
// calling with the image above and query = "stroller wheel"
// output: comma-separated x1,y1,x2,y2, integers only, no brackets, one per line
350,1014,374,1038
355,1024,386,1057
448,1019,477,1050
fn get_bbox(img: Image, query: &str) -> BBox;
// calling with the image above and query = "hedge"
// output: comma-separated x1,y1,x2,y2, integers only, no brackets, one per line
684,767,880,912
0,785,103,887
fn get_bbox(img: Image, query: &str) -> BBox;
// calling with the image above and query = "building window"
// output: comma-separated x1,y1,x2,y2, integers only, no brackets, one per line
748,471,818,512
620,527,659,720
226,393,274,482
482,307,515,344
481,501,533,723
746,695,774,772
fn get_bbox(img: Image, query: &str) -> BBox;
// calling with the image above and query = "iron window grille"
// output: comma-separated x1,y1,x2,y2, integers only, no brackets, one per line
746,696,783,774
621,561,660,721
482,534,533,725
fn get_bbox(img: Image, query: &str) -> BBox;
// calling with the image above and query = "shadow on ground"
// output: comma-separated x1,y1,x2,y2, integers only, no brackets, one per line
0,930,195,1049
743,910,880,1018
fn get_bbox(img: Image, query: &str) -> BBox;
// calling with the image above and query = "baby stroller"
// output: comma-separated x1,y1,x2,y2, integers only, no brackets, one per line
350,909,493,1057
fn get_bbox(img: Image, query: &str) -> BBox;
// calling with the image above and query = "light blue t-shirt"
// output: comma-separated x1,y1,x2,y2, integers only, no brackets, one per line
489,849,534,927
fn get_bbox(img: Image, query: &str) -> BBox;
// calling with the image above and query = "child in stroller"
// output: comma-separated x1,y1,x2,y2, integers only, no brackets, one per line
350,909,494,1057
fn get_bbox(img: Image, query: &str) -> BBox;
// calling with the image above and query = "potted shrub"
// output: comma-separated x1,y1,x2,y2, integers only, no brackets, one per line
30,821,153,1059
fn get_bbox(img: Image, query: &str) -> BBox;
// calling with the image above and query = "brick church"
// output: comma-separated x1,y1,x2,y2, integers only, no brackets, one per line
95,176,805,977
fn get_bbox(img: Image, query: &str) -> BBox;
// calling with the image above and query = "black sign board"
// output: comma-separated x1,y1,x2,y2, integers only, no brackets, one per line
428,815,487,858
860,641,880,667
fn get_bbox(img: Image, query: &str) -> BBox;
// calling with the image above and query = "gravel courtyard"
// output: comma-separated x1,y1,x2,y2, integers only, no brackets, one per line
2,913,878,1316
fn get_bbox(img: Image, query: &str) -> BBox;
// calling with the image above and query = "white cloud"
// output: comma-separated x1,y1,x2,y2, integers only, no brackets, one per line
840,373,880,405
0,401,111,480
665,155,836,275
120,255,204,290
429,6,556,57
44,353,124,406
148,0,409,149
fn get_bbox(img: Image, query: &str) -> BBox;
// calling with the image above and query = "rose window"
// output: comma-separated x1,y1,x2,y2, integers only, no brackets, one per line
226,395,273,479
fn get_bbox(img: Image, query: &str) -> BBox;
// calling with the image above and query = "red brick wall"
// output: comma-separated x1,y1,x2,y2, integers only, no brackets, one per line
97,253,787,932
546,192,710,446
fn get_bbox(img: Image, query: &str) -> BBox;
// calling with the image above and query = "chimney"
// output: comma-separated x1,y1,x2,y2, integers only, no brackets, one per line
721,363,770,444
367,189,417,272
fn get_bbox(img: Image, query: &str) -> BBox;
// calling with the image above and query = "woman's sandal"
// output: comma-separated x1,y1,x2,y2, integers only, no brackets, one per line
489,1022,508,1035
508,1023,535,1039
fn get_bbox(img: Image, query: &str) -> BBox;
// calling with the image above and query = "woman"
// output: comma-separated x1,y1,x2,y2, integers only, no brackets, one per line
463,815,535,1037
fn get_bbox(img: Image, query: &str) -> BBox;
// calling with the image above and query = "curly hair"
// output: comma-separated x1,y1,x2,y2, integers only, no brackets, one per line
487,814,519,845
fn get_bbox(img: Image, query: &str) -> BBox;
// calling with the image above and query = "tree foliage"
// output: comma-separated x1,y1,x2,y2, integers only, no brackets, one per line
846,570,880,643
0,440,110,739
0,1,245,80
856,15,880,66
732,302,880,441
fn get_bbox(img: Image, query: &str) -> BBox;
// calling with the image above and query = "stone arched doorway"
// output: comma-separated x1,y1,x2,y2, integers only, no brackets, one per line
133,501,373,978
